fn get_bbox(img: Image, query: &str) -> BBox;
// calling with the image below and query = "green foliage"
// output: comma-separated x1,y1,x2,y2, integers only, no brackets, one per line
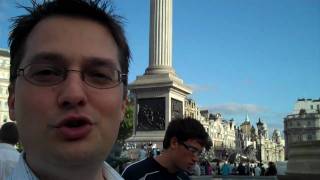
116,104,134,145
16,142,23,152
107,103,134,169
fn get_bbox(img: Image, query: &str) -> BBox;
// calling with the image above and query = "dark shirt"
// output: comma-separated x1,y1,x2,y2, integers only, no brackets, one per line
121,157,190,180
237,165,246,175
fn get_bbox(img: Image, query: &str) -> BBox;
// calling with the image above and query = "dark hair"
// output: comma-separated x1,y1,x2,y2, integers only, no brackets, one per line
163,117,211,149
8,0,130,96
0,122,19,145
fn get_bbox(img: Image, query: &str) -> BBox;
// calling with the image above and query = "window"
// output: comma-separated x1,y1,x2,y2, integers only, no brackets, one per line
307,134,312,140
311,105,313,109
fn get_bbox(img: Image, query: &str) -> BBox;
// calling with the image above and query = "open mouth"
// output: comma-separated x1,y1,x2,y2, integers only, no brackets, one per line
63,119,89,128
56,118,93,140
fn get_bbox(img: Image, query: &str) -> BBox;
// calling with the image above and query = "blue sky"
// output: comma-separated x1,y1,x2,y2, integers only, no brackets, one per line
0,0,319,133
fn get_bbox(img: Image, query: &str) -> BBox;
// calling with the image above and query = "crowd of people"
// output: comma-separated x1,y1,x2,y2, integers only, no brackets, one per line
190,160,278,177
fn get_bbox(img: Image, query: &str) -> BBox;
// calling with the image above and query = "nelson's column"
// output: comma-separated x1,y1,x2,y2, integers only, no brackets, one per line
127,0,192,148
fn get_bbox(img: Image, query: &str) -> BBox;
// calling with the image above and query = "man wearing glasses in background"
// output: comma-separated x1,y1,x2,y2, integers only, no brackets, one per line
122,117,212,180
7,0,130,179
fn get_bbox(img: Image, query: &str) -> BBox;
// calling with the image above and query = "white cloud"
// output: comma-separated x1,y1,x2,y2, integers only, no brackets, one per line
203,102,267,116
188,84,216,93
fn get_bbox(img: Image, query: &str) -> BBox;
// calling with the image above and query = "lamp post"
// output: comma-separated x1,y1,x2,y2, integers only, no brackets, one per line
258,129,262,162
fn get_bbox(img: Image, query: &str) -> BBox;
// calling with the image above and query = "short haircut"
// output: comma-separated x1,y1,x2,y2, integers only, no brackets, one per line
0,122,19,145
8,0,130,96
163,117,211,149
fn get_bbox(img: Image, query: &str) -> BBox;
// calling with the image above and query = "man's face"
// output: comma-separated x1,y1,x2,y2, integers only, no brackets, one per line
8,16,126,166
173,138,203,172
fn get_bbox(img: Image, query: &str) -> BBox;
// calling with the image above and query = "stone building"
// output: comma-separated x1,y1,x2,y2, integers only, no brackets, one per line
237,115,255,151
284,98,320,156
0,49,10,127
293,98,320,114
184,98,202,120
233,116,285,163
284,98,320,175
184,101,285,163
198,111,236,160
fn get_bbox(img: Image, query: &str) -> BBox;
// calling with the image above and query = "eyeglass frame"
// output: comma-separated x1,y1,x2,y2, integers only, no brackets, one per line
179,141,203,157
16,63,127,89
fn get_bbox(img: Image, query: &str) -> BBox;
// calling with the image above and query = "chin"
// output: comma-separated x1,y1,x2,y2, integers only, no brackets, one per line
56,146,101,162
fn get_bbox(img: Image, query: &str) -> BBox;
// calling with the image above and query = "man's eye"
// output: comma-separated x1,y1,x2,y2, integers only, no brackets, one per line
88,72,112,79
32,69,60,76
86,70,115,84
190,149,198,153
27,66,63,83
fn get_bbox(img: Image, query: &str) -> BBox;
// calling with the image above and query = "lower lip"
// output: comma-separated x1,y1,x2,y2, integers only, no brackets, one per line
57,124,92,141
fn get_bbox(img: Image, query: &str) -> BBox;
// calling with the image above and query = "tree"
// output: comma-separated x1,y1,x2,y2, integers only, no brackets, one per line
116,103,134,145
106,101,134,169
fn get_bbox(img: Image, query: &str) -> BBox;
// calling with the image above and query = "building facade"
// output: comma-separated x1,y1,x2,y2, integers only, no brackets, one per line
234,116,285,163
284,98,320,175
0,49,10,127
207,113,236,159
293,98,320,114
284,98,320,156
184,98,285,163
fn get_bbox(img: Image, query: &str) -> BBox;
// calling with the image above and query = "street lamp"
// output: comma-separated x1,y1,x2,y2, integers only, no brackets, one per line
258,129,262,162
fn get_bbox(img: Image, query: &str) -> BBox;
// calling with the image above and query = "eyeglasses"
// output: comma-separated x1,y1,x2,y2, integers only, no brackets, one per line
17,63,127,89
179,142,203,157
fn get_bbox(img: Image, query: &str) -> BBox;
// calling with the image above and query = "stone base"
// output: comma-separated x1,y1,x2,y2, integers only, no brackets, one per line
286,141,320,175
126,131,165,149
278,174,320,180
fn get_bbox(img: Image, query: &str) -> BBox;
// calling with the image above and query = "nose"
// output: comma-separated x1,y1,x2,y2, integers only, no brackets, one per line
57,71,87,109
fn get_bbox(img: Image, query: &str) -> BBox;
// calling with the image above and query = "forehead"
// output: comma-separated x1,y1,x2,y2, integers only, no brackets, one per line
185,138,204,150
21,15,119,68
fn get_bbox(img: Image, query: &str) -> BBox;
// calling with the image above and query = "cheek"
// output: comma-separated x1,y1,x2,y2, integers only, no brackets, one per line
94,89,125,117
13,87,54,140
93,91,125,132
15,92,53,124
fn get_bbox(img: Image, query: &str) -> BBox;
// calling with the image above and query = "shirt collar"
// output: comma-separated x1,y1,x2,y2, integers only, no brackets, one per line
7,153,123,180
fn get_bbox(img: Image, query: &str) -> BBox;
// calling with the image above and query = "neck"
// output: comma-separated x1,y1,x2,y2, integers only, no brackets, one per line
25,154,105,180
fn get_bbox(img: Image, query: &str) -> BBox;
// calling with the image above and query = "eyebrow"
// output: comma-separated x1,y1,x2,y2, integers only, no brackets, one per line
23,52,119,70
24,52,66,66
83,57,119,70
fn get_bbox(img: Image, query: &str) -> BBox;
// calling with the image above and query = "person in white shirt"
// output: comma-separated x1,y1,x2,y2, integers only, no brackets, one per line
138,144,147,160
6,0,131,179
0,122,20,179
193,162,201,176
254,164,261,176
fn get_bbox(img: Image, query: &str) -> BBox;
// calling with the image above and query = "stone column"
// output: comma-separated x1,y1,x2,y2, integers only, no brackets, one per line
146,0,174,74
127,0,191,149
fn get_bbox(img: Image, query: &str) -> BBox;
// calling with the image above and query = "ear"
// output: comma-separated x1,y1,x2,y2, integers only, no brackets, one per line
170,137,179,150
8,86,16,121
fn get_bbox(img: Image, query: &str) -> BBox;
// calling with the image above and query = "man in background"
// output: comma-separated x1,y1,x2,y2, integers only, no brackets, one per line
122,117,211,180
0,122,20,179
